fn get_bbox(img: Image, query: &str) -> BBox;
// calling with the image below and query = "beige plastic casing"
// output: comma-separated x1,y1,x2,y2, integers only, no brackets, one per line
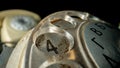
0,9,41,47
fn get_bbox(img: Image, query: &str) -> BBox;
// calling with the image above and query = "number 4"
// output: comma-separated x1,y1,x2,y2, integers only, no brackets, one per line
103,54,119,68
47,40,58,54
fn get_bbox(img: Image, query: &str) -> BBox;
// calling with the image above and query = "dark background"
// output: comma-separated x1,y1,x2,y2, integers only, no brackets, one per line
0,0,120,27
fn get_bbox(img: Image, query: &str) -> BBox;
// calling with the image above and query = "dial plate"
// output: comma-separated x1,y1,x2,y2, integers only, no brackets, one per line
83,22,120,68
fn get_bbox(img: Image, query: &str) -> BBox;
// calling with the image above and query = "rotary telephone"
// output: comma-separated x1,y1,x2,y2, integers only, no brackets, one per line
0,10,120,68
